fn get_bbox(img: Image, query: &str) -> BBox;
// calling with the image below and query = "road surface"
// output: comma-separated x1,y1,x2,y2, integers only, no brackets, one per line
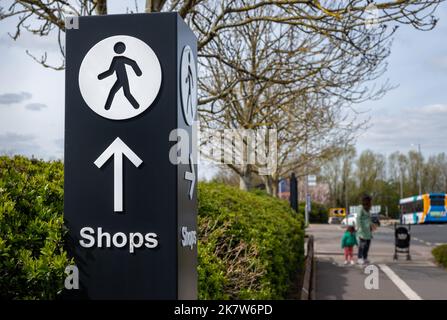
410,224,447,247
308,224,447,300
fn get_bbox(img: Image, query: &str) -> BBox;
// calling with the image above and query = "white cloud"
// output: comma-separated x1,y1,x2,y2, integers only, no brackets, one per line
0,132,40,156
419,104,447,114
430,55,447,70
25,103,47,111
358,104,447,154
0,15,62,53
54,138,64,153
0,92,32,105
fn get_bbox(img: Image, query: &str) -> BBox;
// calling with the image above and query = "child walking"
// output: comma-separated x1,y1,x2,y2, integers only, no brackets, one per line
341,226,358,265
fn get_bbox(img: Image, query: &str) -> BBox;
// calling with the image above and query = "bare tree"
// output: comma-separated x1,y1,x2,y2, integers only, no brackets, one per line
1,1,443,73
145,0,167,13
1,0,444,194
198,1,398,194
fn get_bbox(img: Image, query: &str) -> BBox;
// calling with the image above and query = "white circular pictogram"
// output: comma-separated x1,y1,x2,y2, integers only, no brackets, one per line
180,45,197,126
78,35,162,120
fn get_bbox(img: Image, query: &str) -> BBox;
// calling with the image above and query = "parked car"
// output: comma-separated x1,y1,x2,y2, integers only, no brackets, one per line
341,213,357,227
328,216,342,224
342,212,381,227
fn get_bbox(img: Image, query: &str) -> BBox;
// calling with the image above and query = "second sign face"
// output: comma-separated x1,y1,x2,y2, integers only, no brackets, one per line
180,45,197,126
78,35,162,120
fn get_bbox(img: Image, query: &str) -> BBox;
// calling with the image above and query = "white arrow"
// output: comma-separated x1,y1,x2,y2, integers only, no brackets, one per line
94,137,143,212
184,153,196,200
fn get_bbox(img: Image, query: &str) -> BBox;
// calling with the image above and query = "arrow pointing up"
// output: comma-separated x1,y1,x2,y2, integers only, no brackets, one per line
184,153,196,200
94,137,143,212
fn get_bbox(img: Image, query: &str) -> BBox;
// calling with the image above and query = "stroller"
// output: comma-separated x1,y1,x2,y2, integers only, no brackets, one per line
393,223,411,261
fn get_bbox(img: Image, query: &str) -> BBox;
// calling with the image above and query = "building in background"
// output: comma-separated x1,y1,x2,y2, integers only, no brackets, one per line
278,179,290,200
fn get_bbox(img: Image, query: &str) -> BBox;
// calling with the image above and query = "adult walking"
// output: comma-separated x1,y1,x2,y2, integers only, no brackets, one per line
356,194,373,265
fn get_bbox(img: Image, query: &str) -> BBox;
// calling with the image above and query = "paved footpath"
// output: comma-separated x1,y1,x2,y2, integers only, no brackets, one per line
308,224,447,300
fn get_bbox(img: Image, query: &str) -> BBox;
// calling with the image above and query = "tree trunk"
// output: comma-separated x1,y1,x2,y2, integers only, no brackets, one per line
271,180,278,197
145,0,152,12
264,176,272,195
239,167,253,191
239,176,251,191
146,0,167,13
263,175,279,197
93,0,107,15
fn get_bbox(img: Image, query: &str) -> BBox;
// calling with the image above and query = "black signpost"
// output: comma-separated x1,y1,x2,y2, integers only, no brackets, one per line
64,13,197,299
290,173,298,213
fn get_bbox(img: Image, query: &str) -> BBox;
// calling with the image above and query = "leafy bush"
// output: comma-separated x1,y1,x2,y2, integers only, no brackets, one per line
0,156,71,299
198,182,304,299
0,156,304,300
432,244,447,269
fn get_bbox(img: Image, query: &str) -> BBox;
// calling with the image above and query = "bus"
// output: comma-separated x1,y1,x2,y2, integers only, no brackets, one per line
328,208,346,224
399,193,447,224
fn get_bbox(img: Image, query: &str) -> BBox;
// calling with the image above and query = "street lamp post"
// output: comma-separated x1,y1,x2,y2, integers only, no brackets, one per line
399,169,404,199
411,143,422,195
417,143,422,195
304,174,309,225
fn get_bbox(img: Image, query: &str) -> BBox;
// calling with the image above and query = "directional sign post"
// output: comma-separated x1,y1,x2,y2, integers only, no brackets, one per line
64,13,197,299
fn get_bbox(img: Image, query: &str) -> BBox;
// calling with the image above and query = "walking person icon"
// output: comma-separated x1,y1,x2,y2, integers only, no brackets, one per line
185,51,194,119
98,41,142,110
180,45,197,126
79,35,162,120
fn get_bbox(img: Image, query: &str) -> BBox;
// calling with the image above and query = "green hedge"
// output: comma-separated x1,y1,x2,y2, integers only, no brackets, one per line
0,156,71,299
432,244,447,269
0,156,304,300
198,183,304,299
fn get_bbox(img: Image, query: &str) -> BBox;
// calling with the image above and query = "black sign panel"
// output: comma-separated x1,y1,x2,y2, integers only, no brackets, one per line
64,13,197,299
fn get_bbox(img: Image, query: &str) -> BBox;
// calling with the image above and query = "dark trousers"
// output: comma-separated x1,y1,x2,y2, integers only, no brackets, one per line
358,239,371,260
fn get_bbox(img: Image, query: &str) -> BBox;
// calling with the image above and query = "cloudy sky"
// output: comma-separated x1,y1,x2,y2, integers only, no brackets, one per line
0,1,446,165
355,4,447,157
